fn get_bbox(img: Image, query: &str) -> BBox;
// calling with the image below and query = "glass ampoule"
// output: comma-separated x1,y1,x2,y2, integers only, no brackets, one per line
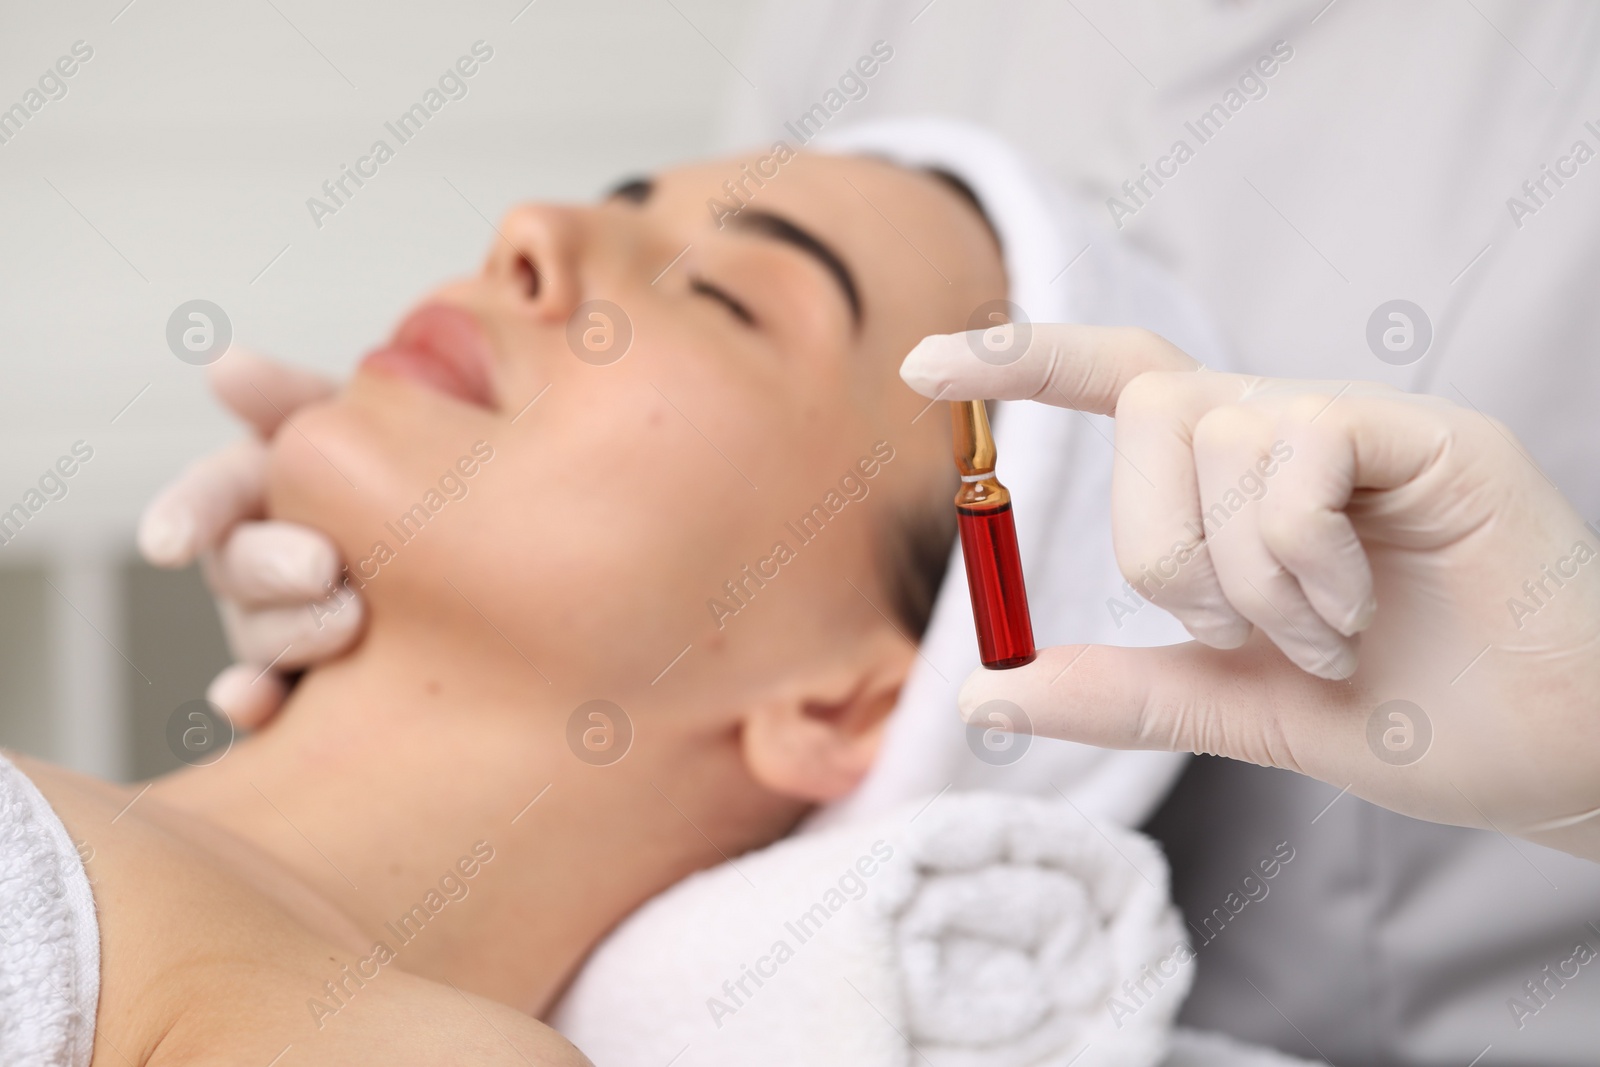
951,400,1036,669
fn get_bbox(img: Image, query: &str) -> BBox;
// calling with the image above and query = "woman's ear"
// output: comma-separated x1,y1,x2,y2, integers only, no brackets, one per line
739,632,914,804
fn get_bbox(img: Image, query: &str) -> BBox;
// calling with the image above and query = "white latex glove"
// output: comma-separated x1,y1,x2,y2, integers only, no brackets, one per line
902,325,1600,862
139,349,364,728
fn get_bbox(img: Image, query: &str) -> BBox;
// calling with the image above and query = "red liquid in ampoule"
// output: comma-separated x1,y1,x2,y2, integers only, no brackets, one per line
956,502,1036,669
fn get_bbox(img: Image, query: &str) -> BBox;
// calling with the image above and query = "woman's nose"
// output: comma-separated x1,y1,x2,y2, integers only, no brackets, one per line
483,203,582,323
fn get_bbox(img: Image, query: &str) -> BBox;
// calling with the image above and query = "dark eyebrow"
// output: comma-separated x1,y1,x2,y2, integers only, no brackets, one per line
728,209,862,326
606,176,653,203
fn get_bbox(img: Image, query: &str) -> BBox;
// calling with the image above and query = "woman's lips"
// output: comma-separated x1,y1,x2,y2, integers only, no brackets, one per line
360,303,497,410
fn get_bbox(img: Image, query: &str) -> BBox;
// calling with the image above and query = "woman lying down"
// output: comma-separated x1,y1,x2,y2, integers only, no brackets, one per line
4,120,1013,1065
4,120,1265,1066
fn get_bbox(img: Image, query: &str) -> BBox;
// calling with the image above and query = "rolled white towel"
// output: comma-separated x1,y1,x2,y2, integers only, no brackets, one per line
553,792,1190,1067
889,795,1187,1066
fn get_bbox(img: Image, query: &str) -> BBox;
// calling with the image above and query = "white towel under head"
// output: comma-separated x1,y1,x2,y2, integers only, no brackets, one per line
806,117,1231,833
0,753,100,1067
554,792,1192,1067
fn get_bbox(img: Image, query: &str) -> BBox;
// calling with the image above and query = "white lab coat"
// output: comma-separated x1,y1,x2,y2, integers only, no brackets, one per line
719,2,1600,1062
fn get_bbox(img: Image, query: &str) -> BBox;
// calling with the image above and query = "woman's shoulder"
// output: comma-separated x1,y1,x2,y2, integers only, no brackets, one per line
15,755,590,1067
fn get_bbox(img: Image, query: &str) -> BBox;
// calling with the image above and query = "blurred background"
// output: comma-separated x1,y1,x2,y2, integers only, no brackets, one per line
0,0,760,780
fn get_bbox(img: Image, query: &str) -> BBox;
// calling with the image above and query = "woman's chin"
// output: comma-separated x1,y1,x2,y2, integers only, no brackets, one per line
262,396,413,551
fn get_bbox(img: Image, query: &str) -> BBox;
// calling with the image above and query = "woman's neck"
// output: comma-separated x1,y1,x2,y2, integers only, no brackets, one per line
148,621,796,1015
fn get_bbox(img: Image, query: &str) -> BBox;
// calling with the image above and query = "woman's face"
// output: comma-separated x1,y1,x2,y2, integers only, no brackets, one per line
267,149,1005,705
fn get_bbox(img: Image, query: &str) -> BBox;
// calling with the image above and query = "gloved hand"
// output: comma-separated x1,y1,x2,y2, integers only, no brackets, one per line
138,349,364,728
902,324,1600,862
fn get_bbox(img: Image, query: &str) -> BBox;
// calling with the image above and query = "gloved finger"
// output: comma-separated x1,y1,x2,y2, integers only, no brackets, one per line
138,438,268,568
1193,404,1356,679
956,633,1365,783
206,663,290,731
208,346,338,438
1257,397,1380,638
203,521,342,608
1255,392,1463,638
1110,371,1257,648
217,587,364,669
899,325,1200,414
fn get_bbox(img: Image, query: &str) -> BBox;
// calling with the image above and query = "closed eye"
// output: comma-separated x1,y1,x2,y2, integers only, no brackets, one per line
689,277,756,327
